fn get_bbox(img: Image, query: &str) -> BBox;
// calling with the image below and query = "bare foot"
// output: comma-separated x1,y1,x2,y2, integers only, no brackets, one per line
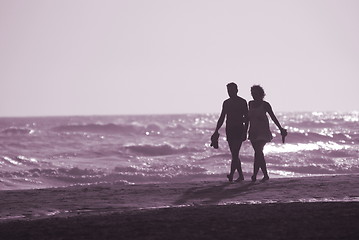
260,176,269,182
235,176,244,182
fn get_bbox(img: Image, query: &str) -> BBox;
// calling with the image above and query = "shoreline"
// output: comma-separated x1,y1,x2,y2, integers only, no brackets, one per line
0,202,358,239
0,174,358,222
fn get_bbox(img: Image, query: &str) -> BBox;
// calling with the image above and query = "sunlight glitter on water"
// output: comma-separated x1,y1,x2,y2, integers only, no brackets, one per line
264,141,350,154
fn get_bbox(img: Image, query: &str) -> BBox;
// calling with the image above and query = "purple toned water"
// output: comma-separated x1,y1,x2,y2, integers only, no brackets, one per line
0,112,358,190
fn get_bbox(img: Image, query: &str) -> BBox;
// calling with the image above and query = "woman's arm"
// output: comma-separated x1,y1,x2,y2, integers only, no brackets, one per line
265,101,287,143
265,102,284,131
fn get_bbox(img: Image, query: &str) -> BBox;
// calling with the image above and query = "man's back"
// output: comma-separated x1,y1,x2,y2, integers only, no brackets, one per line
223,96,248,127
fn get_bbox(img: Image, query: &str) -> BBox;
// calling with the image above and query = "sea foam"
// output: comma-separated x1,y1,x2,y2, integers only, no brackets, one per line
0,112,358,190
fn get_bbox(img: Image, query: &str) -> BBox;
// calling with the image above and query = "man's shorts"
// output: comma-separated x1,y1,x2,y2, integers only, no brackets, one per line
226,124,244,142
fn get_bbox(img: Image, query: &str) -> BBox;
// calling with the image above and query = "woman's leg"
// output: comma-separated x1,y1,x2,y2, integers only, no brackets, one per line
258,141,269,180
260,150,269,181
251,141,268,181
251,141,261,181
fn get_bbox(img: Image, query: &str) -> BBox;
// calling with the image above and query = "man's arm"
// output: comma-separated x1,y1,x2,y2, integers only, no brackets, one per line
215,103,226,133
242,101,249,141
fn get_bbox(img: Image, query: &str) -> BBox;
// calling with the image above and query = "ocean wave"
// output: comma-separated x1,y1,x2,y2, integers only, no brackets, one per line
0,167,104,179
165,124,188,131
114,164,207,175
288,120,336,128
0,112,357,190
0,166,116,190
124,143,199,156
110,164,213,184
273,163,359,175
50,122,178,136
0,156,39,167
281,132,327,143
0,164,212,189
51,123,142,135
274,165,336,175
57,167,104,177
1,127,33,135
281,131,356,144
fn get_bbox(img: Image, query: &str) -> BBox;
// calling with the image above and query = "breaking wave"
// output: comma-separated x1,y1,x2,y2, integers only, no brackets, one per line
1,127,33,135
125,143,199,156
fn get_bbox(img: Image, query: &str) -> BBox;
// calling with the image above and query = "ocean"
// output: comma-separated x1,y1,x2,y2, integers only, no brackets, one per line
1,111,358,191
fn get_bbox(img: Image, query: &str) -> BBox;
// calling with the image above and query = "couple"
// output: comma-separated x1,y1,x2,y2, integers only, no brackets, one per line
211,82,287,182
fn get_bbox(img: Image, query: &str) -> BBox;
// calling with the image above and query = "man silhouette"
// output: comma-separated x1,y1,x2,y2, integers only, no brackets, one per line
212,82,249,182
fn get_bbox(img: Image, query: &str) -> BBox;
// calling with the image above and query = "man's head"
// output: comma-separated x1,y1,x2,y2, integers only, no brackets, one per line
226,82,238,98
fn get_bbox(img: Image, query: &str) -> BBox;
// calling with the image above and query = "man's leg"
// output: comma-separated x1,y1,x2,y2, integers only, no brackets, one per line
228,140,243,181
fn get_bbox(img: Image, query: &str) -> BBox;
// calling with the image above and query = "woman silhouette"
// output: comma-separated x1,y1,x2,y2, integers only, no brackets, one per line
248,85,287,182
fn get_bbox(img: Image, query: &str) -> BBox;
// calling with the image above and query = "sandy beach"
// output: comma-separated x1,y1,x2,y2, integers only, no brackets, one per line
0,202,358,239
0,175,358,239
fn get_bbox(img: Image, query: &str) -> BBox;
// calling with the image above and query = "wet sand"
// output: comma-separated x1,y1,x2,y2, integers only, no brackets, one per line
0,175,358,239
0,202,358,239
1,175,358,221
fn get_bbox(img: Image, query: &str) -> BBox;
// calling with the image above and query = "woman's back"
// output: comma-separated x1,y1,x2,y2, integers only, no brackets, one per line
248,101,272,142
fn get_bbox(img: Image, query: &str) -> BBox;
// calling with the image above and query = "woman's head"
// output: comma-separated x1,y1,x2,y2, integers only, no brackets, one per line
251,85,265,100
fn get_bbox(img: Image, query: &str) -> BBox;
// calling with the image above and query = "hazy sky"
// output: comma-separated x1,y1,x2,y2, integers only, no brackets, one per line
1,0,358,117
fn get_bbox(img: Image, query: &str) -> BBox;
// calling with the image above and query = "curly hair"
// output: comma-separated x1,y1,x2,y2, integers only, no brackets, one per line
251,85,266,100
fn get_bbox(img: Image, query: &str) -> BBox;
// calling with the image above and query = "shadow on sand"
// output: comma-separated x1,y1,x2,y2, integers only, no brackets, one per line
174,181,260,205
